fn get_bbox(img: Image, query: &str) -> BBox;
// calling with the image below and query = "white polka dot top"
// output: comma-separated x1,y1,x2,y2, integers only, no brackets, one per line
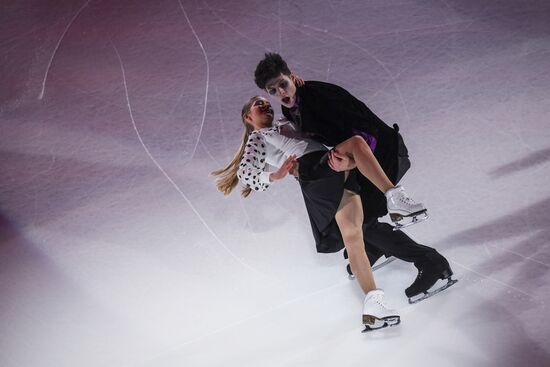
237,119,327,192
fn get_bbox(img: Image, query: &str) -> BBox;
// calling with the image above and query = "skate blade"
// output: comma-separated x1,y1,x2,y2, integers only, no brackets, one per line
348,257,396,279
392,211,429,231
408,277,458,304
348,256,396,279
362,316,401,333
372,256,396,271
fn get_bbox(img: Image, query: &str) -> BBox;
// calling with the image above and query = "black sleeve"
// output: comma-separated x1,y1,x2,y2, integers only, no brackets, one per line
281,106,292,122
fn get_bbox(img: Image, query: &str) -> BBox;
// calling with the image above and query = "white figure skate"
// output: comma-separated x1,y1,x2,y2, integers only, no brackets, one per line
385,186,428,230
362,289,400,332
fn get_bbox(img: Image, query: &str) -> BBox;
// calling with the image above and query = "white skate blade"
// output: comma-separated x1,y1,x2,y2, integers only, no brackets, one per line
362,315,401,332
347,256,396,279
392,211,429,231
408,277,458,304
372,256,396,271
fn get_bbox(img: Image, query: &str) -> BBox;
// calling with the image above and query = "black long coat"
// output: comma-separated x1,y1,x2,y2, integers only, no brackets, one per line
282,81,408,253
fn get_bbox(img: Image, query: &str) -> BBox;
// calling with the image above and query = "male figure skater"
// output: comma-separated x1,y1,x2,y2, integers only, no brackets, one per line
254,53,456,303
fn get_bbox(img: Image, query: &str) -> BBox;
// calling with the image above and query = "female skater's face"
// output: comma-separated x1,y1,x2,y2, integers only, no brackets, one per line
245,97,274,130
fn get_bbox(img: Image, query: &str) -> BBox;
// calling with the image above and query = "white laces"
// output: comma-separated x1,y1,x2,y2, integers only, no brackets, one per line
398,195,416,204
372,294,390,309
395,189,416,204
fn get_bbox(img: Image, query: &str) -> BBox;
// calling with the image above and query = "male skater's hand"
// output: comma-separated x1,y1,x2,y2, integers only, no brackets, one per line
270,155,298,181
328,149,356,172
290,72,305,87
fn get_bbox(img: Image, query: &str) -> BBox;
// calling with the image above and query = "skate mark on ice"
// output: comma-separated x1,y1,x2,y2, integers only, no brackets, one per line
286,21,413,122
329,33,414,124
205,5,336,67
38,0,92,100
213,84,228,156
112,44,260,276
204,7,351,86
201,0,275,54
70,84,161,118
177,0,210,161
278,0,282,52
214,7,472,40
488,241,550,269
214,8,329,33
369,34,455,101
326,55,332,82
448,258,535,299
199,140,219,164
284,24,353,82
1,16,66,50
167,46,229,119
159,278,349,352
204,6,315,92
167,84,186,118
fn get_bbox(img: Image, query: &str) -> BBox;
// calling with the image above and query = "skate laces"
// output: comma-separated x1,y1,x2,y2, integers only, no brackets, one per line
389,187,416,205
371,293,390,309
397,191,416,204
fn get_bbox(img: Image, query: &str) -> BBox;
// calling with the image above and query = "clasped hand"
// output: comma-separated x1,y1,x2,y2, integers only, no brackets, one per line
328,149,356,172
270,155,299,181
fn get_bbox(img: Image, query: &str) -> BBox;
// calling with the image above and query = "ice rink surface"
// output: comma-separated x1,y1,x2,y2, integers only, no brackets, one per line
2,0,550,366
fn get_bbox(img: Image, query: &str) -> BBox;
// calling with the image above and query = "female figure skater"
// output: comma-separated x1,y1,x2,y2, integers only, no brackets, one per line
212,96,425,331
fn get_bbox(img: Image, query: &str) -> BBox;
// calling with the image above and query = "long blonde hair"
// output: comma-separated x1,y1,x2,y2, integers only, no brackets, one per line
211,96,263,198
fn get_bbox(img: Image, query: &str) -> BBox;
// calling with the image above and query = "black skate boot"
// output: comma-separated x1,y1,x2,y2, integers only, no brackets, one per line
405,255,457,304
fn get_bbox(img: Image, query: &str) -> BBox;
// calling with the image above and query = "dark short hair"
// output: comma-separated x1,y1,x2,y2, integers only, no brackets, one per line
254,53,291,89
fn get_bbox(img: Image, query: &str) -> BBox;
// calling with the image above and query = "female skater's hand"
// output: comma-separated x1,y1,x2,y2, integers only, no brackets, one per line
328,149,355,172
270,155,298,181
290,72,305,87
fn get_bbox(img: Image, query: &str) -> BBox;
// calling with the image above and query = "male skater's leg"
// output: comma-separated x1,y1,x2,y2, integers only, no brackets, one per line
362,217,453,299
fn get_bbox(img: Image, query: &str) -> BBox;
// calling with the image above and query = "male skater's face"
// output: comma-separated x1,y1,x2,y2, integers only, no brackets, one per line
264,73,297,108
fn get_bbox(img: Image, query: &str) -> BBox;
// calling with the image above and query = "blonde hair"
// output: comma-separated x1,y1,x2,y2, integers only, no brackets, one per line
211,96,263,198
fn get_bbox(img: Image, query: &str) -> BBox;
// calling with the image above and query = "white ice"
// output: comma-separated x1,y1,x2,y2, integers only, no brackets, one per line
1,0,550,366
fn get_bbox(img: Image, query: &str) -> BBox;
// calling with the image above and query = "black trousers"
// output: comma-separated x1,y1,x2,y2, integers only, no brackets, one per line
357,127,441,267
362,217,441,267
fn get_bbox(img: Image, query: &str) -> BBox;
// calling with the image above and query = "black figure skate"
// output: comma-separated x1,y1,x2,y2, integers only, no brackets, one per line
406,256,458,304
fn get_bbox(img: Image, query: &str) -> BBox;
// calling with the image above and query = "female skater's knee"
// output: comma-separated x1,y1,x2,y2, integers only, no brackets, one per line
336,135,363,154
338,220,363,246
350,135,364,146
344,135,368,157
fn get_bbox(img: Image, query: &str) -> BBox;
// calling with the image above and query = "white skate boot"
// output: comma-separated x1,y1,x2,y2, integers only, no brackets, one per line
385,186,428,230
362,289,400,332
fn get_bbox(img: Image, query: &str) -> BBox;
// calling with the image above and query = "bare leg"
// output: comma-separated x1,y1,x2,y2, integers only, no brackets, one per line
334,135,394,193
335,190,376,294
335,188,401,328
